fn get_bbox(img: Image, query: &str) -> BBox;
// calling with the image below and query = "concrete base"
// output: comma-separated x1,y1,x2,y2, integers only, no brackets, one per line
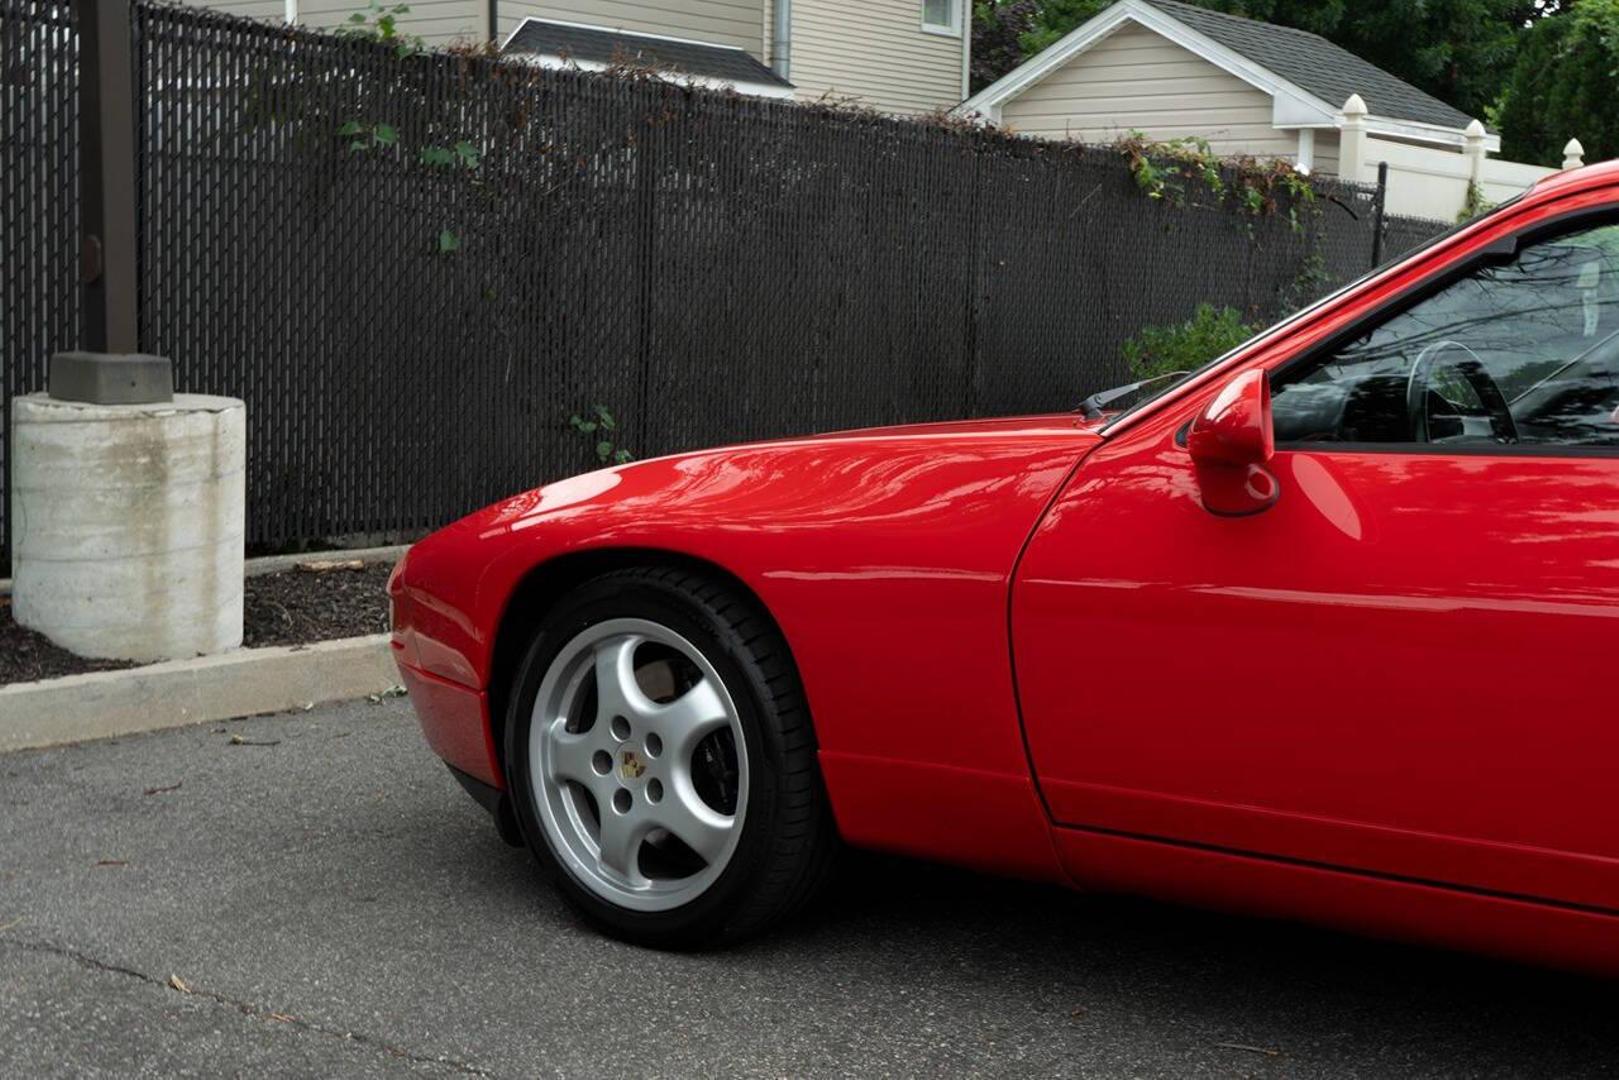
9,392,246,662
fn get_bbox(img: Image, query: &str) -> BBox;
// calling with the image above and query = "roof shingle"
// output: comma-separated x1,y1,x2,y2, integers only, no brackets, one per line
1146,0,1476,131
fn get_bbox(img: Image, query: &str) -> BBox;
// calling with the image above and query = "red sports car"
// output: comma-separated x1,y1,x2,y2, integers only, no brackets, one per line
390,162,1619,972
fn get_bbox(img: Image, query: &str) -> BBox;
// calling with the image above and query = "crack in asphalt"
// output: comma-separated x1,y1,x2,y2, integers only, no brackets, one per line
0,935,495,1077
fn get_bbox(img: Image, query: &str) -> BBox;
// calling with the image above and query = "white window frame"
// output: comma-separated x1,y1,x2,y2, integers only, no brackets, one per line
920,0,961,37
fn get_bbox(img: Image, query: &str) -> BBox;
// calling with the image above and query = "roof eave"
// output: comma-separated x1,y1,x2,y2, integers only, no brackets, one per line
507,52,795,98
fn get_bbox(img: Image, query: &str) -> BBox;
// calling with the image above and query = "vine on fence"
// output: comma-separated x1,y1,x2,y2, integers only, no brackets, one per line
337,0,422,58
336,3,480,254
1115,131,1316,231
570,405,635,465
1458,181,1494,223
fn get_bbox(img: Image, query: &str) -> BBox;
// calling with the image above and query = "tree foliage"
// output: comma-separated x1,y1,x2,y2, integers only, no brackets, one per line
970,0,1041,91
1497,1,1619,166
972,0,1539,124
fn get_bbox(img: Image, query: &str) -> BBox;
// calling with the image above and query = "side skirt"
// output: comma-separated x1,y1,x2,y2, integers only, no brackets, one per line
1053,824,1619,976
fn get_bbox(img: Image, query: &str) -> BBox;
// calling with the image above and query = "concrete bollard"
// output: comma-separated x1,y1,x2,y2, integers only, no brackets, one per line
10,392,246,661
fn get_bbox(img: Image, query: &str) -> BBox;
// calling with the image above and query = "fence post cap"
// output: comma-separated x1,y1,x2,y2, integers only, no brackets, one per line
1340,93,1368,118
1464,119,1486,140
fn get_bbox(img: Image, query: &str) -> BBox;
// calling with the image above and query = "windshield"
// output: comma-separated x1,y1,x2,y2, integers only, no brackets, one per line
1095,196,1524,434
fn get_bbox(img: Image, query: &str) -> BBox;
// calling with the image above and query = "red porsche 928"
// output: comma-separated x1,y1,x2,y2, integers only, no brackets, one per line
390,162,1619,973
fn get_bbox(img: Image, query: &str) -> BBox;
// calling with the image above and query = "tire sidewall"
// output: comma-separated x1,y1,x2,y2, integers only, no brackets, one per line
503,576,785,945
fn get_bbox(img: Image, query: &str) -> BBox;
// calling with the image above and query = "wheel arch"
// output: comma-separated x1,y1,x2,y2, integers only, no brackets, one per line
485,547,802,784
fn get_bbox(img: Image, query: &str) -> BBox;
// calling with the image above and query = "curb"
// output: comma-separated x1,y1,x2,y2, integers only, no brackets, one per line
0,635,399,754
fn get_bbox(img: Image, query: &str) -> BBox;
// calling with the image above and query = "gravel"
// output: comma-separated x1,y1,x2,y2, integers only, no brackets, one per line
0,562,392,686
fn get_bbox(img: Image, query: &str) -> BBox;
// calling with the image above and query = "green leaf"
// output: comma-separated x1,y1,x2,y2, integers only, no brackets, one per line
613,449,634,464
348,12,366,22
595,440,613,461
420,146,455,167
337,120,365,136
437,229,460,253
373,123,398,146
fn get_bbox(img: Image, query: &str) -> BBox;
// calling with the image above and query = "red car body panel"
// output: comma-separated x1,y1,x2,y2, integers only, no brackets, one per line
395,162,1619,971
393,416,1097,880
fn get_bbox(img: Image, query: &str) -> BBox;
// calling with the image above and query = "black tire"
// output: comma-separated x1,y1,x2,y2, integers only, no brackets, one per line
502,565,838,948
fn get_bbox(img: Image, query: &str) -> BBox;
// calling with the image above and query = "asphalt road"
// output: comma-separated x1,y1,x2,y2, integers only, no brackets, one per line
2,700,1616,1079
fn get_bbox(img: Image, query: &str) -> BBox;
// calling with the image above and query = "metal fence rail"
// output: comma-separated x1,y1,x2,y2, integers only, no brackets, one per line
0,1,1448,569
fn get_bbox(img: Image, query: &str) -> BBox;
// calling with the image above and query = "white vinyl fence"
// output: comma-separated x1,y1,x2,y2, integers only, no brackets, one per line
1336,93,1582,222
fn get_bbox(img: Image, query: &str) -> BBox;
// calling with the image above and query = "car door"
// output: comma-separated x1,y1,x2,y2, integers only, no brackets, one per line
1011,205,1619,913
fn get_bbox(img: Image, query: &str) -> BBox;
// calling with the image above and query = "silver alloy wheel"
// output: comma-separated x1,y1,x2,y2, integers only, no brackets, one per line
528,617,749,912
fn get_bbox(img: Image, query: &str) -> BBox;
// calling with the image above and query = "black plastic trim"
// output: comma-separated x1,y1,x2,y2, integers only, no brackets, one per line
446,764,524,847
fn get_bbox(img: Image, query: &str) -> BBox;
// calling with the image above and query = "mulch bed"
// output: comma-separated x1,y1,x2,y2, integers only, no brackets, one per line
0,561,393,687
242,562,392,649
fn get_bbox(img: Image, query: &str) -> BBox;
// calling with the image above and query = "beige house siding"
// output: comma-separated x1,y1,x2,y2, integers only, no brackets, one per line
189,0,287,23
302,0,485,46
496,0,766,56
1310,130,1340,176
998,23,1295,160
788,0,965,116
182,0,487,47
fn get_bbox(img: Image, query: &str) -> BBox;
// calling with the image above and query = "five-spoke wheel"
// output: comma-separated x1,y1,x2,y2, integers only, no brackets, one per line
532,619,747,910
504,567,837,946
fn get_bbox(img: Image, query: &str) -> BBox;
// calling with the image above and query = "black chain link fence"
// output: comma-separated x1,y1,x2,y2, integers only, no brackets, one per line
2,1,1449,569
3,0,79,574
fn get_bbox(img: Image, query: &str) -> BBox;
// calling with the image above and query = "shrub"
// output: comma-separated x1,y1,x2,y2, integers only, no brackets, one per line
1120,304,1260,381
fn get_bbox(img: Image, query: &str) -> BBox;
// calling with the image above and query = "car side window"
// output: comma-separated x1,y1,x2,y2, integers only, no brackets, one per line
1271,219,1619,449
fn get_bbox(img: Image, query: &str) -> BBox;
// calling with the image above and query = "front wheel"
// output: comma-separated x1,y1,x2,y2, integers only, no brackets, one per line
503,566,837,947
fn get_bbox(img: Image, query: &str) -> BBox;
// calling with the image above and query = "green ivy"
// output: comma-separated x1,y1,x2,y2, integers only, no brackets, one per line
335,2,478,255
1457,180,1495,223
1115,131,1317,232
569,405,635,465
340,0,422,58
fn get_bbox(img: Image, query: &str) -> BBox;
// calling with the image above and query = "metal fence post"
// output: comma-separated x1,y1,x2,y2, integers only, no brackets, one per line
76,0,139,356
1370,160,1388,270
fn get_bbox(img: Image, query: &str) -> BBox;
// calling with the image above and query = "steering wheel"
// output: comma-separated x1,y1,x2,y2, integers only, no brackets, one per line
1405,340,1519,444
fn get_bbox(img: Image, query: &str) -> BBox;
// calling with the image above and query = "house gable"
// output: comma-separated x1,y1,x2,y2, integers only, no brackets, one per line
997,21,1294,158
960,0,1493,151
